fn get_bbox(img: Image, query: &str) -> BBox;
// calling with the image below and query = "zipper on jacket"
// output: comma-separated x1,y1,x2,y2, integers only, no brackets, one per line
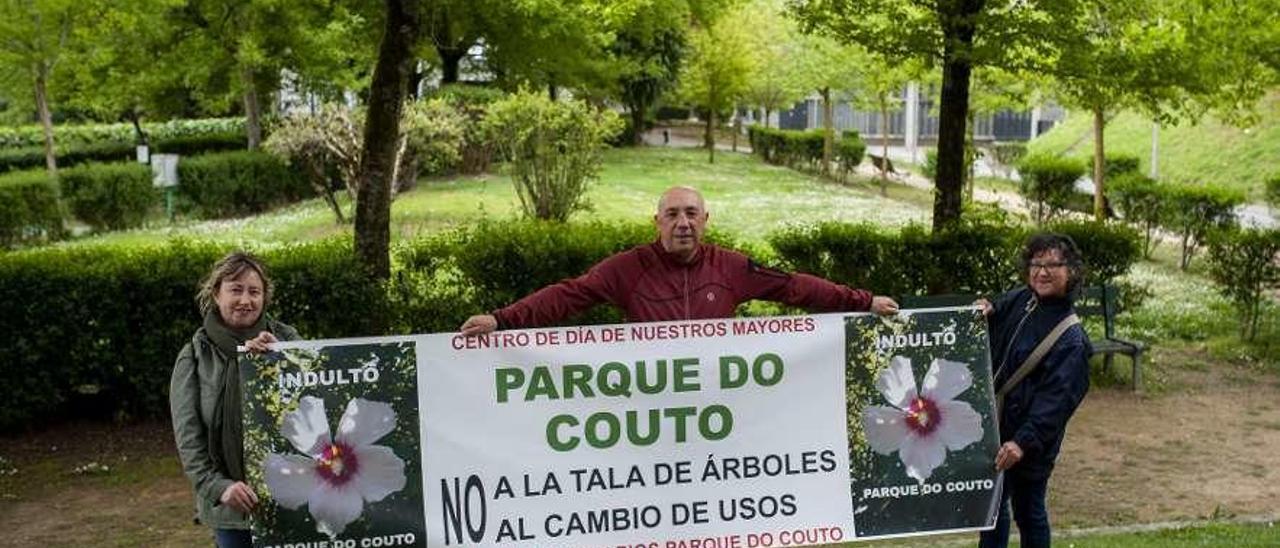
683,269,690,320
993,296,1038,388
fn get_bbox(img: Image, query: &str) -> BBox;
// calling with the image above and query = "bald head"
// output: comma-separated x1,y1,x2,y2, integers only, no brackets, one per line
654,186,709,263
656,186,706,214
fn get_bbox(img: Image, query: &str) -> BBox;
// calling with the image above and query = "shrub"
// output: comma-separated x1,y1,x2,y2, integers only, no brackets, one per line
1109,173,1164,257
1046,220,1143,283
922,149,937,180
59,163,157,231
0,170,64,247
1265,174,1280,209
1017,154,1086,224
176,151,312,218
433,84,504,174
1089,153,1142,179
398,98,466,187
992,143,1027,169
1206,228,1280,341
264,104,361,222
484,90,622,221
0,117,245,149
0,133,249,174
767,216,1028,297
1161,183,1243,270
836,133,866,183
0,238,389,430
151,131,246,156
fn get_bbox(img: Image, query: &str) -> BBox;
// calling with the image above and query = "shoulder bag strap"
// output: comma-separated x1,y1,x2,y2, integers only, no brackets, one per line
996,313,1079,407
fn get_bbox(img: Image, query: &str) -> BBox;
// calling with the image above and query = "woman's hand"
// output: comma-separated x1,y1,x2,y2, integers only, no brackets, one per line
244,331,279,354
460,314,498,336
995,441,1024,471
974,298,993,318
219,481,259,513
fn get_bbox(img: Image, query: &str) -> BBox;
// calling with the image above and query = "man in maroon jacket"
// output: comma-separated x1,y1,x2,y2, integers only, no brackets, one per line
459,186,899,335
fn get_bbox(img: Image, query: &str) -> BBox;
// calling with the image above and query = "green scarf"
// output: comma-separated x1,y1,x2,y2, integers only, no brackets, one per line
203,310,270,483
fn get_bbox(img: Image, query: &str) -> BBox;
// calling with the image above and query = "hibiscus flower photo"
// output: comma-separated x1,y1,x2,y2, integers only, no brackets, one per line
263,396,407,537
861,355,984,483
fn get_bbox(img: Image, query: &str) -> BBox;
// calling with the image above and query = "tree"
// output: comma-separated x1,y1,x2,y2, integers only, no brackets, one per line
162,0,370,149
740,0,806,129
612,1,688,145
789,0,1088,231
676,6,755,163
792,33,860,175
0,0,90,174
849,52,919,193
1049,2,1192,221
355,0,420,281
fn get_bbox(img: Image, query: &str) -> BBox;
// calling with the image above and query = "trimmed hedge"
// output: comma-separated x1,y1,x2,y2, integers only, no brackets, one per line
0,117,245,149
0,217,1142,430
0,132,248,174
176,151,312,218
1017,154,1086,223
59,163,157,231
0,170,64,247
769,217,1142,296
0,238,387,430
748,127,827,170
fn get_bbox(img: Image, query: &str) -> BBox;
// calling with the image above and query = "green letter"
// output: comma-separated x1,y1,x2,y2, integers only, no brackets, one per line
672,358,701,392
718,356,749,389
495,367,525,403
547,414,580,451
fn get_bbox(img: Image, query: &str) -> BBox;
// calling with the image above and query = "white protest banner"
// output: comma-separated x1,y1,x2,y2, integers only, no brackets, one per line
241,308,1000,547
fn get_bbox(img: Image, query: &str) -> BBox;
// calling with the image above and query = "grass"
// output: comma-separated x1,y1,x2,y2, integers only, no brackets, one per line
852,520,1279,547
63,147,931,250
1027,93,1280,201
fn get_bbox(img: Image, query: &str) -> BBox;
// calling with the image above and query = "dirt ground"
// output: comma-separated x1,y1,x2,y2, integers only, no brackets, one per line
1,345,1277,546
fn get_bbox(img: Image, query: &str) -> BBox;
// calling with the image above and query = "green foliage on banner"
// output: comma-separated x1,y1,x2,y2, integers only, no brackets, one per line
176,151,313,218
58,162,157,231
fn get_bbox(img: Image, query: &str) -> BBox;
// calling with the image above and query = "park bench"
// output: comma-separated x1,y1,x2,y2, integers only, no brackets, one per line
899,284,1144,392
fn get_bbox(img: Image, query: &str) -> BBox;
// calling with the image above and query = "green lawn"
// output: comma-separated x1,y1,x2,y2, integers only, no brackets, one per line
62,147,931,249
1027,93,1280,201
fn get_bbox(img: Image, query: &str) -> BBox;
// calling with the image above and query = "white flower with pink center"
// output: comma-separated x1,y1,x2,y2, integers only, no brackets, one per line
263,396,407,537
862,355,984,484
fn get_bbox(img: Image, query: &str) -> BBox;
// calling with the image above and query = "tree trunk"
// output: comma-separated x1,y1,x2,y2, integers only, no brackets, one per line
34,65,57,175
1093,107,1106,221
355,0,419,281
933,0,981,233
1149,120,1159,178
763,107,771,129
241,65,263,150
706,108,716,164
128,112,149,146
628,102,646,146
880,96,890,195
821,87,833,176
966,109,976,204
731,106,739,152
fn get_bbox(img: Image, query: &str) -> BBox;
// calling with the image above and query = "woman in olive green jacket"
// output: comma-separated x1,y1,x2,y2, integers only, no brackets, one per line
170,252,300,548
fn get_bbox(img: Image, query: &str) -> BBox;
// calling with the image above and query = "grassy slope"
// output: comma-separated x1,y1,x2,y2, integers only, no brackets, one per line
1027,93,1280,200
64,147,931,248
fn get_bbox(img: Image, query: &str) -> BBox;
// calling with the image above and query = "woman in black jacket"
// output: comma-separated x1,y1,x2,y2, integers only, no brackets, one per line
976,233,1092,548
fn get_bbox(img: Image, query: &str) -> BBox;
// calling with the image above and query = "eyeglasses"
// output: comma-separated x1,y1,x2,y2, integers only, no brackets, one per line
1028,261,1067,273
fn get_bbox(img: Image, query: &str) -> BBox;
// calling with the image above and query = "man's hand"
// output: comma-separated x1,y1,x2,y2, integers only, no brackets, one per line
244,331,279,354
219,481,259,514
870,296,899,316
995,441,1024,471
974,298,993,318
460,314,498,336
